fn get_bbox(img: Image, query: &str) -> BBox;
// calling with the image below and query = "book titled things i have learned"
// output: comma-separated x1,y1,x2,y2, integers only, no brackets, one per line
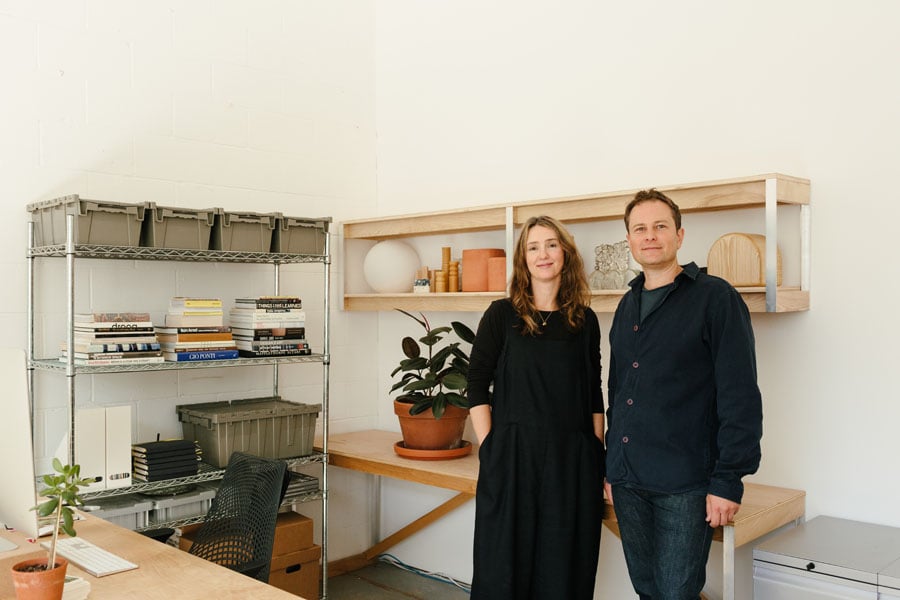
234,296,302,309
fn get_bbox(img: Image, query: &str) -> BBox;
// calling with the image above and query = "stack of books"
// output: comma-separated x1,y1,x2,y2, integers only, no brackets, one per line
160,298,238,362
131,439,201,483
230,296,310,357
59,312,163,366
62,575,91,600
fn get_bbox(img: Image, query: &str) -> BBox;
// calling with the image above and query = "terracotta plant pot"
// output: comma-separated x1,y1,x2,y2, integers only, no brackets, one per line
11,557,68,600
394,399,469,451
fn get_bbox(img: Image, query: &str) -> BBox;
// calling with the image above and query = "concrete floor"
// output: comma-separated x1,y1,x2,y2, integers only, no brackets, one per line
327,561,470,600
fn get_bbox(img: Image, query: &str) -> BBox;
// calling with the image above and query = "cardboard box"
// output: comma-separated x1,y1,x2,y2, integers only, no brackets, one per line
273,511,314,556
268,544,321,599
178,511,314,555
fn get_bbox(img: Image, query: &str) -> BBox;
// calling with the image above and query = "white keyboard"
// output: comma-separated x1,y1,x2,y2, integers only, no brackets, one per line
42,536,138,577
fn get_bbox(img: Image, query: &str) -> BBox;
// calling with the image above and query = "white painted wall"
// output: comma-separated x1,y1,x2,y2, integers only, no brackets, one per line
3,2,900,599
0,0,378,562
372,1,900,598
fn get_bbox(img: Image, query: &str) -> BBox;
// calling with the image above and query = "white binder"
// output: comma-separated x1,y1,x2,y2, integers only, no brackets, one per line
105,405,133,489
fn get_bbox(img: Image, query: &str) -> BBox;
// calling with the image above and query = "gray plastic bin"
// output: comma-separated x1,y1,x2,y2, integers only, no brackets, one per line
272,216,330,255
27,195,148,247
143,204,217,249
212,210,279,252
81,494,153,530
148,483,217,525
177,396,321,467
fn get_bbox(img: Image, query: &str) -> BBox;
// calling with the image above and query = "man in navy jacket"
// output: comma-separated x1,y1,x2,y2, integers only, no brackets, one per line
604,189,763,600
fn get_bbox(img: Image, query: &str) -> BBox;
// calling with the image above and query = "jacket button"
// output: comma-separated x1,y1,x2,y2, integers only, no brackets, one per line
622,436,629,443
633,325,639,332
632,361,639,368
626,398,634,406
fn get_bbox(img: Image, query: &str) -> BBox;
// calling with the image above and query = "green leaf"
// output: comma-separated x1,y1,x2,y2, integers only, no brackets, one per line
61,508,76,537
51,457,63,473
36,499,58,517
451,321,476,344
431,394,447,419
404,377,438,392
409,397,434,415
420,328,449,347
445,392,469,409
401,336,421,359
395,308,427,329
442,372,468,390
398,357,427,372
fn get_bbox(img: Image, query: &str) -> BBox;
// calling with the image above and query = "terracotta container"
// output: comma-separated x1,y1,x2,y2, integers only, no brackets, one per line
462,248,505,292
11,557,68,600
487,256,507,292
394,399,469,451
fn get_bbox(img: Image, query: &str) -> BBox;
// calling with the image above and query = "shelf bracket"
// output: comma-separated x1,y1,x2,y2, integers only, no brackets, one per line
765,178,778,312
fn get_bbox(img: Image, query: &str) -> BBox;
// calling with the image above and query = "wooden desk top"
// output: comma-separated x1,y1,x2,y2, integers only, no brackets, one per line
0,515,302,600
320,429,806,548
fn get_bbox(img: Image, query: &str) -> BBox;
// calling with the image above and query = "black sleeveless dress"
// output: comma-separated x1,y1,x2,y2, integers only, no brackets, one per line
469,299,605,600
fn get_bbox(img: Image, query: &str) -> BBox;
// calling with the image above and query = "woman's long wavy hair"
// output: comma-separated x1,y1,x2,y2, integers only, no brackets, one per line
509,215,591,336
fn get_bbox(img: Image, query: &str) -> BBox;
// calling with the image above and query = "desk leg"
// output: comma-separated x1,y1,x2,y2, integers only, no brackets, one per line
364,492,474,561
723,525,735,600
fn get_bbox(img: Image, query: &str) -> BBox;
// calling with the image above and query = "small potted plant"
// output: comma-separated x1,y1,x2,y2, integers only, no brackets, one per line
390,309,475,457
11,458,92,600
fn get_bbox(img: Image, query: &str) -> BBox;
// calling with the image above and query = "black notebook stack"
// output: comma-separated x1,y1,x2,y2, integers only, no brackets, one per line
132,439,201,482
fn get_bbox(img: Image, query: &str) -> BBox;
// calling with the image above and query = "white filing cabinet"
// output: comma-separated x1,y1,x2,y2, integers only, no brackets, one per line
753,516,900,600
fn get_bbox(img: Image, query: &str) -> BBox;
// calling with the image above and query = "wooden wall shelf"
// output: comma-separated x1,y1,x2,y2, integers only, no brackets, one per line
343,174,811,313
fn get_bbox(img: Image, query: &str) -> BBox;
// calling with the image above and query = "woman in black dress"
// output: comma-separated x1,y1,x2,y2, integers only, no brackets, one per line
468,215,605,599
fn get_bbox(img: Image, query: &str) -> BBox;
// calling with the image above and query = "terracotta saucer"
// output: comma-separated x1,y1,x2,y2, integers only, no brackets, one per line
393,440,472,460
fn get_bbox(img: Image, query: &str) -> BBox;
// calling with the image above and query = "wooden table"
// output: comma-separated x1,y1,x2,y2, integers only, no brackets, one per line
0,514,303,600
321,429,806,600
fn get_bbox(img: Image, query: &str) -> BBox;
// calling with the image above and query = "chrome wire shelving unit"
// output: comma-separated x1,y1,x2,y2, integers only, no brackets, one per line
26,212,333,597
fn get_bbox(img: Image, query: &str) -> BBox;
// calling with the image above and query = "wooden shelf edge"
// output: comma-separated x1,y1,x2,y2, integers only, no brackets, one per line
345,288,809,313
344,292,503,312
342,173,810,239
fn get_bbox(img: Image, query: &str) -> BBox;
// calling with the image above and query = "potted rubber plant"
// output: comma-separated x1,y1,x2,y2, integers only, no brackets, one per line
390,309,475,458
11,458,92,600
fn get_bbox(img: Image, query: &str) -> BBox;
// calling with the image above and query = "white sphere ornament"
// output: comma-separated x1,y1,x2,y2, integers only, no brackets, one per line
363,240,421,293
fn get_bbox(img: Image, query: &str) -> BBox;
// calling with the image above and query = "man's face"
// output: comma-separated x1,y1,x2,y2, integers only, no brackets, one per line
626,200,684,269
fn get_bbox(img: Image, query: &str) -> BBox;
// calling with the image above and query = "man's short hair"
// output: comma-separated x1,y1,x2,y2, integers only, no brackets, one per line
624,188,682,230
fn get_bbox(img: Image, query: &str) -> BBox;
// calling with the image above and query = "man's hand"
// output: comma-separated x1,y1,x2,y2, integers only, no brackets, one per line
706,494,739,528
604,479,613,505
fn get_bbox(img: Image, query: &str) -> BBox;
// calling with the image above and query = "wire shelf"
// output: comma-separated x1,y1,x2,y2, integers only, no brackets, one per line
27,244,328,264
29,354,327,373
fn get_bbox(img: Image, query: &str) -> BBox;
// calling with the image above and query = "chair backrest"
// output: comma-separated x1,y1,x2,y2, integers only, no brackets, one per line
187,451,287,582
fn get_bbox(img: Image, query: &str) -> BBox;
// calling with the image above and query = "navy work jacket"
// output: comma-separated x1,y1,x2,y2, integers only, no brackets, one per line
605,262,762,504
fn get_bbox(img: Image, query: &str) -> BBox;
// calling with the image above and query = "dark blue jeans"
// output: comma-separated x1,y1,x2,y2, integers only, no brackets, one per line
611,485,714,600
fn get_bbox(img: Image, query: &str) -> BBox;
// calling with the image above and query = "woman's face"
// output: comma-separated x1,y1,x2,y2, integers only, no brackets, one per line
525,224,564,285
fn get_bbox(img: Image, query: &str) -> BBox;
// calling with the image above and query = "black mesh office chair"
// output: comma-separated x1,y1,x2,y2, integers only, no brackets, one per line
186,451,288,583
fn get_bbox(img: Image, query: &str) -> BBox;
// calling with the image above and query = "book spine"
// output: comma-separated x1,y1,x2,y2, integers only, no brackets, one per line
160,341,237,350
74,312,151,322
234,302,302,309
238,348,312,357
235,342,309,351
155,326,232,334
231,327,305,338
228,319,305,328
163,349,240,361
169,298,223,307
231,307,304,313
64,350,163,359
74,323,155,331
63,342,161,352
62,356,166,365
